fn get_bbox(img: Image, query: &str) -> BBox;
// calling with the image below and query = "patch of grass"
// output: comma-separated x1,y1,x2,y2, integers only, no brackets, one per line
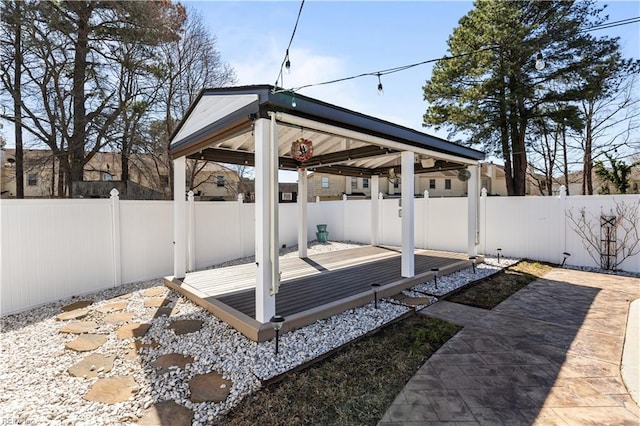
216,315,460,425
446,260,553,309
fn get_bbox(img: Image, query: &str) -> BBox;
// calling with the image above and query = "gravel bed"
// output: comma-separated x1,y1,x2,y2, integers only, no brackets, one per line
0,247,521,425
1,240,409,426
408,256,520,297
565,264,640,279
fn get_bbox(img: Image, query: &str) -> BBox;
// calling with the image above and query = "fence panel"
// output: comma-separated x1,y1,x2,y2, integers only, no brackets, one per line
564,195,640,272
119,200,173,283
1,199,113,315
482,196,562,262
427,198,468,253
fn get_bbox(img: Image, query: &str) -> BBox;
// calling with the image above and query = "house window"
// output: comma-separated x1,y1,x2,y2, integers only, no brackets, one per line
159,174,169,186
103,172,113,181
27,173,37,186
394,181,399,189
445,179,451,190
429,179,436,189
321,177,329,188
351,177,358,189
363,178,369,189
216,175,225,187
282,192,292,201
540,180,547,191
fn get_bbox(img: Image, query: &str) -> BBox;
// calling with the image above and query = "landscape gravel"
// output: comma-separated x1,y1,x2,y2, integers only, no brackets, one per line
0,244,519,425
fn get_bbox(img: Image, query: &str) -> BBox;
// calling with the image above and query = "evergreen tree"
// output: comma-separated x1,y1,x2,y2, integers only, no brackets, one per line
423,0,629,195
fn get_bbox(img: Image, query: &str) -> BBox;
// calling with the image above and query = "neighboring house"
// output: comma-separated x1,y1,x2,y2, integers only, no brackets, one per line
527,166,640,196
306,163,511,200
0,148,240,200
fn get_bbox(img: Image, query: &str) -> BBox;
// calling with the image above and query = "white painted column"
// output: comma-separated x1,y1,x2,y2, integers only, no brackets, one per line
423,190,429,249
480,188,487,255
401,151,415,278
187,190,195,272
298,168,308,258
467,164,479,256
173,157,187,279
110,188,122,286
371,175,380,246
254,118,276,323
237,193,244,257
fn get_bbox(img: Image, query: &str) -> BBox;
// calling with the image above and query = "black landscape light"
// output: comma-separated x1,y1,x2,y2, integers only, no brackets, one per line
371,283,381,309
469,256,477,273
561,252,571,267
497,248,502,264
431,267,440,289
270,315,285,355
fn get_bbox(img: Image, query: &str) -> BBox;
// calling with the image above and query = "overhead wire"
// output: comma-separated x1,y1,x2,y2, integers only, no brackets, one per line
277,15,639,94
274,0,306,88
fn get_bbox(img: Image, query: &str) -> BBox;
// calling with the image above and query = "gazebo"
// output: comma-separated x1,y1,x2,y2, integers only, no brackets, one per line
167,85,485,340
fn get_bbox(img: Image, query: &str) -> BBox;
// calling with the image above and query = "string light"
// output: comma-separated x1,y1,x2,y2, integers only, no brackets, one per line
272,15,638,95
535,52,545,70
377,73,384,95
285,49,291,74
274,0,306,87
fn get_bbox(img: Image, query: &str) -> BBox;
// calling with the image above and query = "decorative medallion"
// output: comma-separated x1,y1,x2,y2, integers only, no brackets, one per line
291,138,313,162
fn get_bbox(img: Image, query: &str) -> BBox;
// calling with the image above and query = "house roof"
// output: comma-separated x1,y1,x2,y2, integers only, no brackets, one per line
169,85,485,178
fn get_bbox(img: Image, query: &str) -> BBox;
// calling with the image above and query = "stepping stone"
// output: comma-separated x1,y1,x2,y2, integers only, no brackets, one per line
83,376,138,404
68,353,115,378
402,297,434,306
125,341,160,360
61,300,93,312
56,308,90,321
115,292,134,300
141,287,167,297
151,353,194,374
96,302,128,313
138,400,193,426
189,372,232,403
168,320,203,335
144,298,170,308
152,307,179,318
65,334,107,352
116,323,151,340
103,312,134,324
59,320,99,334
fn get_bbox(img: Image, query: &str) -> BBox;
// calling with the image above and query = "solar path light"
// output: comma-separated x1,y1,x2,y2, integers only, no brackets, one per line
431,267,440,290
561,252,571,267
469,256,477,273
270,315,285,355
371,283,381,309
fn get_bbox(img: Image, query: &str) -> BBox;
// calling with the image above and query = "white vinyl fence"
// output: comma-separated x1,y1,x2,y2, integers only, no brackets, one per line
1,192,638,315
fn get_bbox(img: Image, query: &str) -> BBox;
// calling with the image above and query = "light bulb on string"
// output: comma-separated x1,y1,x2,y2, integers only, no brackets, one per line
535,52,545,70
377,73,384,96
285,49,291,74
291,92,297,108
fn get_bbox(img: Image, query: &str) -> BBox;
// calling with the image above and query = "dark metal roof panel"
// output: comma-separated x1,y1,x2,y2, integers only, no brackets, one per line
169,85,485,161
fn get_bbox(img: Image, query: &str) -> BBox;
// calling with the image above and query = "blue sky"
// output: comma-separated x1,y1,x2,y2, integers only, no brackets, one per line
188,0,639,133
185,0,639,181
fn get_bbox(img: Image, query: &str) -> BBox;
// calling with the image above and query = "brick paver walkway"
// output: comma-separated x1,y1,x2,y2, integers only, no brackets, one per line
380,268,640,425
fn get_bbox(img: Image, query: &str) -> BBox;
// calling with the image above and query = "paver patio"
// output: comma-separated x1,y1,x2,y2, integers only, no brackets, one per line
380,268,640,425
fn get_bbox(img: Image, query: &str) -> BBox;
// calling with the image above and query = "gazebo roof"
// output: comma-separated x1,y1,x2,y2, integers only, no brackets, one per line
169,84,484,177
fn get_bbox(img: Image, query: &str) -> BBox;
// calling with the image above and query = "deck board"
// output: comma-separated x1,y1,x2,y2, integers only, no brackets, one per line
167,245,474,342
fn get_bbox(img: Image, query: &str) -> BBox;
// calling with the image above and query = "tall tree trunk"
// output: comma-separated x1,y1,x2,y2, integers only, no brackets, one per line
13,0,24,198
562,122,569,195
582,100,595,195
68,3,92,197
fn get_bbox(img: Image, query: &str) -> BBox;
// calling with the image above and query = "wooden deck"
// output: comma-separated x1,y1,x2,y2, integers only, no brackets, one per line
165,245,476,342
